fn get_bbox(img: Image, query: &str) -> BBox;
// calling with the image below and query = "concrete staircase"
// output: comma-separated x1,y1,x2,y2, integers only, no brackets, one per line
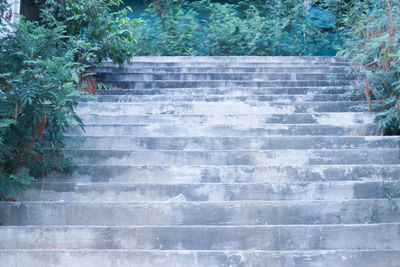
1,56,400,266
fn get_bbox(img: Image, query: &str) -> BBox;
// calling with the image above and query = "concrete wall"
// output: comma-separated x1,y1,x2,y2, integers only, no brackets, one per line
3,0,20,23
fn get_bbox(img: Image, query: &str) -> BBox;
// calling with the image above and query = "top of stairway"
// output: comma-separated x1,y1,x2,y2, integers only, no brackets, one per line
102,56,348,64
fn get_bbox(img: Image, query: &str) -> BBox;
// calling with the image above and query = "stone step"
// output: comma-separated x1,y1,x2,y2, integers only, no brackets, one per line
120,56,348,63
3,224,400,250
95,72,354,82
102,56,348,65
95,87,349,95
100,61,349,68
76,102,363,115
92,66,351,74
1,199,398,226
1,250,399,267
103,80,351,89
79,113,376,125
67,136,396,151
67,124,380,137
84,94,359,103
66,149,400,166
41,164,400,183
101,60,349,66
20,181,400,202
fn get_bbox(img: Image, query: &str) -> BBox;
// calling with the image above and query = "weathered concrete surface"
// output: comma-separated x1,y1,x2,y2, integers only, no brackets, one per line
84,94,360,103
102,80,352,89
92,66,352,73
103,56,348,63
1,200,399,226
19,181,400,202
40,164,400,183
65,149,400,166
67,124,381,137
94,87,349,95
66,136,398,150
1,56,400,266
76,101,361,115
3,224,400,250
1,250,400,267
95,72,354,81
77,113,376,125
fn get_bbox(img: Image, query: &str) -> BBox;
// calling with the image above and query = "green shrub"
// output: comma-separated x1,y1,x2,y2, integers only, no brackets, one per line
336,0,400,135
0,0,138,199
134,0,202,55
42,0,140,66
131,0,338,56
0,18,86,199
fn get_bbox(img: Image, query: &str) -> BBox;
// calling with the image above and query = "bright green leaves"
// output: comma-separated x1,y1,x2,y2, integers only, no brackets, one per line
0,13,87,200
0,0,138,200
43,0,140,66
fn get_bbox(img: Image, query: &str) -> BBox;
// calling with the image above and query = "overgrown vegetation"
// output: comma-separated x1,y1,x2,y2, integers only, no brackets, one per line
0,0,137,199
133,0,337,56
335,0,400,135
42,0,139,66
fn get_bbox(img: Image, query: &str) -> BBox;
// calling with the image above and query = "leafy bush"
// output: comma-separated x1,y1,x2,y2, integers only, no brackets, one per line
42,0,140,66
132,0,338,56
134,0,202,55
0,18,86,199
336,0,400,135
0,0,138,199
